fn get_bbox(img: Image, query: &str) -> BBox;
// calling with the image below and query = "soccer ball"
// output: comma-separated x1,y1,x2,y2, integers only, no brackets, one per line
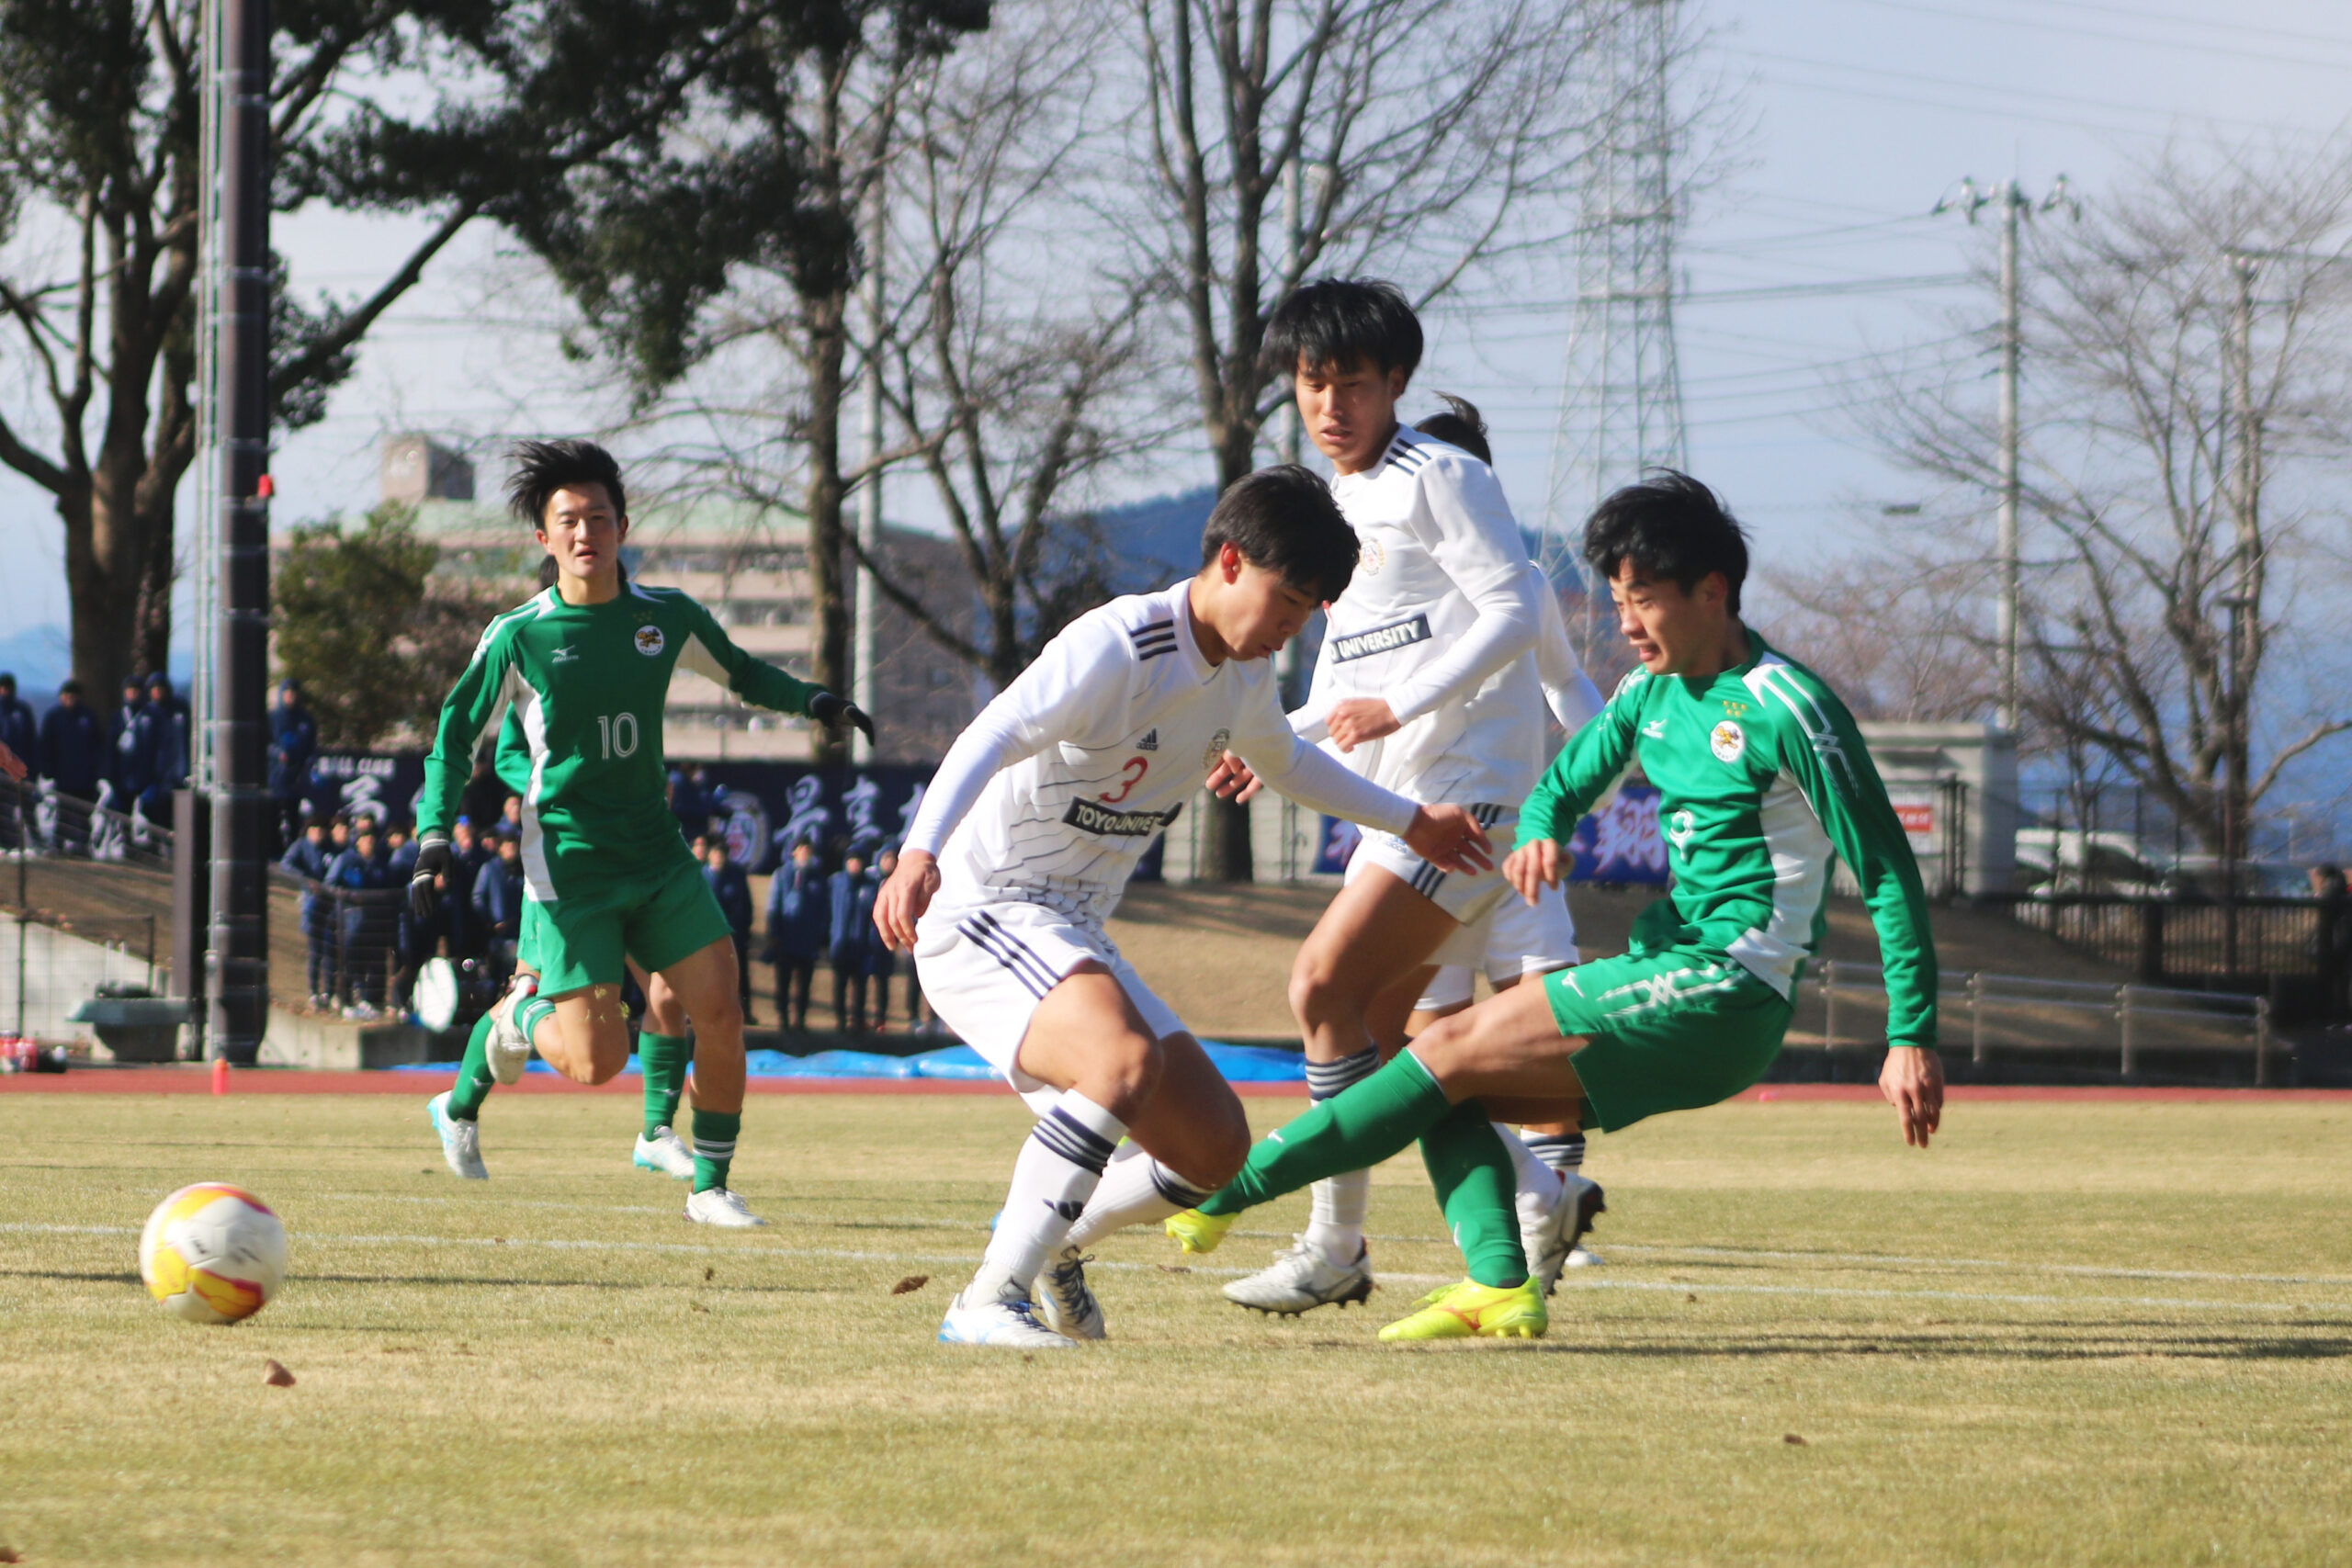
139,1183,288,1325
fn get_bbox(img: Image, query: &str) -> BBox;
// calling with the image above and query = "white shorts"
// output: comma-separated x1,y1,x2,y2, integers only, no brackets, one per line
1415,879,1579,1012
1346,803,1517,933
914,898,1186,1114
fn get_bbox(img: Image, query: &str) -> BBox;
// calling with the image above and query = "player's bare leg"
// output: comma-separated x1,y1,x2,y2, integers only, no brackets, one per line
946,964,1249,1346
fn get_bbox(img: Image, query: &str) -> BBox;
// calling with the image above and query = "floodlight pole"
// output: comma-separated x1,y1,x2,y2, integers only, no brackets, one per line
1994,182,2021,734
852,184,883,766
206,0,273,1061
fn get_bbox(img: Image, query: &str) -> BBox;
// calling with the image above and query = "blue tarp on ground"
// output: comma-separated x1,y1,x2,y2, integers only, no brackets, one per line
393,1041,1306,1083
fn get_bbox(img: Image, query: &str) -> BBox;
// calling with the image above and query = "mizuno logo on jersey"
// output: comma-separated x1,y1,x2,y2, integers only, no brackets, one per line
1129,619,1177,660
552,647,581,664
1329,614,1432,662
1136,729,1159,751
1062,797,1183,837
1644,719,1667,739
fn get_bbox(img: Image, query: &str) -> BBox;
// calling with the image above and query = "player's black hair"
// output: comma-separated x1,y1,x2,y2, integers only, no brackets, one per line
537,552,560,591
1414,394,1491,465
0,671,15,692
1581,469,1750,614
507,439,628,531
1198,464,1360,604
1262,277,1423,380
58,678,81,696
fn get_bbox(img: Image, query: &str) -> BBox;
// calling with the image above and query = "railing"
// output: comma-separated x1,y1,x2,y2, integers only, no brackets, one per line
1804,959,2274,1084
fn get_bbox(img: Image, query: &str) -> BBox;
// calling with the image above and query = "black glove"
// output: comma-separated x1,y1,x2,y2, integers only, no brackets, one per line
409,835,453,920
808,690,876,742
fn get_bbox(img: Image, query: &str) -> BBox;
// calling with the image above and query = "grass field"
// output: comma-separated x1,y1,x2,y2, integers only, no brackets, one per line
6,1089,2352,1567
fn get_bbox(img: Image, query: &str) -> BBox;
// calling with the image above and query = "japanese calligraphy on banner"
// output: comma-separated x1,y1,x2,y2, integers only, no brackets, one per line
1312,784,1669,886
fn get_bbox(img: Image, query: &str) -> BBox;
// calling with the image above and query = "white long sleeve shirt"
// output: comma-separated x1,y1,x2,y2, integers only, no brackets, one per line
1295,425,1546,806
1530,563,1605,733
906,580,1420,929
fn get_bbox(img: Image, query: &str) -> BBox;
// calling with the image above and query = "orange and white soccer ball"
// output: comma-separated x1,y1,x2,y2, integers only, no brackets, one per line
139,1183,288,1324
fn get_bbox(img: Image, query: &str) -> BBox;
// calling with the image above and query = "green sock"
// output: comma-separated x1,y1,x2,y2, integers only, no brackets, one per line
447,1011,498,1121
690,1108,741,1194
639,1032,689,1138
1419,1101,1530,1288
1200,1051,1453,1216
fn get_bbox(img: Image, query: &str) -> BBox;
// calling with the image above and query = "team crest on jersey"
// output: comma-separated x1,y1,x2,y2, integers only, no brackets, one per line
1710,720,1745,763
1359,537,1385,576
1201,728,1231,770
634,625,665,657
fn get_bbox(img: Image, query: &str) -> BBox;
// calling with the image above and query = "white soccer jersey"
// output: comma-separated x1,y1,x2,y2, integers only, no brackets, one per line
1297,425,1546,806
906,580,1419,929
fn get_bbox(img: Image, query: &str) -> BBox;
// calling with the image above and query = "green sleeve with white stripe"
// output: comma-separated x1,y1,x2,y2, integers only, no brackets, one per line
418,614,521,842
1768,672,1939,1049
676,598,823,716
1516,671,1645,849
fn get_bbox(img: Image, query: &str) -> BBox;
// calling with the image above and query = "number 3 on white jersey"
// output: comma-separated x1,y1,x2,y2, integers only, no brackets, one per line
595,712,639,759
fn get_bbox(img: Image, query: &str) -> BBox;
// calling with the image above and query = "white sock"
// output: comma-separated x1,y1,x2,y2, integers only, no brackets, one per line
1064,1153,1216,1252
1299,1046,1381,1261
1498,1122,1564,1214
968,1091,1125,1304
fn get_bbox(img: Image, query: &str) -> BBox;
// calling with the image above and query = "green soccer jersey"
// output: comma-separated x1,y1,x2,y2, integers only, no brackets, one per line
1518,631,1938,1048
419,581,820,900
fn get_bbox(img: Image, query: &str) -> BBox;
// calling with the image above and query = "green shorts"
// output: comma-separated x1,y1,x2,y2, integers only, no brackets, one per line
1541,945,1792,1134
519,854,733,998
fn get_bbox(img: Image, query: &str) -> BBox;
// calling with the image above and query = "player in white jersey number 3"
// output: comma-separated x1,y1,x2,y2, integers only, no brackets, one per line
874,468,1494,1349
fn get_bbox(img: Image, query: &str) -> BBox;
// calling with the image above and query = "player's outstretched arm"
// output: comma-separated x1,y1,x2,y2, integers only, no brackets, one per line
1402,803,1493,874
1231,730,1491,874
677,599,872,739
874,848,941,952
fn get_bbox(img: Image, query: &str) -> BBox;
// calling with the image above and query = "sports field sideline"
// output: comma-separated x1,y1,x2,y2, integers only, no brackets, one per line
6,1089,2351,1566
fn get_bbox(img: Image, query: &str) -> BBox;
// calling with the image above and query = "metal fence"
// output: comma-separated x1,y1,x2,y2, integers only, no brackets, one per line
1802,959,2275,1083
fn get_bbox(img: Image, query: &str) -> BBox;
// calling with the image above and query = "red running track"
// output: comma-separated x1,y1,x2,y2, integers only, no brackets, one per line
4,1067,2348,1103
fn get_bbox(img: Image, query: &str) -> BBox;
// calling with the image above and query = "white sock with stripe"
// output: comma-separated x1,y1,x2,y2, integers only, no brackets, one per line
969,1091,1126,1305
1301,1047,1379,1263
1063,1147,1217,1253
1497,1122,1565,1211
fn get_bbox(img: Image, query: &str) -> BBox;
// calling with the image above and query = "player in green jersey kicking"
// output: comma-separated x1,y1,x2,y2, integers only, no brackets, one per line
410,440,871,1227
1166,470,1945,1338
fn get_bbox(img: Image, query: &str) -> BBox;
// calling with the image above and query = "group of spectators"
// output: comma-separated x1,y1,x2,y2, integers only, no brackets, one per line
748,836,926,1036
0,669,189,851
280,802,528,1021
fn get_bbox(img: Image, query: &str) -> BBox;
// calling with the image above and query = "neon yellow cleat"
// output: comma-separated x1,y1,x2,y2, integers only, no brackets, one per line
1164,1208,1236,1256
1376,1277,1548,1342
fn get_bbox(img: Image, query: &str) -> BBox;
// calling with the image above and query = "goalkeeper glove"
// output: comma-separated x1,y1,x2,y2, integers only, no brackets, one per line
409,835,454,920
808,691,875,742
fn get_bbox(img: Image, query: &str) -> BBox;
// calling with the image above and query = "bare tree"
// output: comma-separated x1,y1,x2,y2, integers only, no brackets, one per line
855,6,1168,691
1755,547,1996,725
1125,0,1612,875
1860,139,2352,863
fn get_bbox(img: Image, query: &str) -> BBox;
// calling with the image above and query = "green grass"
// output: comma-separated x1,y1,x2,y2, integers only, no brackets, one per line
5,1089,2352,1566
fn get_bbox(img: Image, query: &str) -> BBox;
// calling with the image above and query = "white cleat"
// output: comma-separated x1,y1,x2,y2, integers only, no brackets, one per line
1522,1174,1607,1295
427,1091,487,1180
633,1127,696,1180
937,1287,1078,1348
1566,1245,1604,1269
484,980,537,1085
1222,1234,1374,1314
1032,1248,1106,1341
684,1188,766,1227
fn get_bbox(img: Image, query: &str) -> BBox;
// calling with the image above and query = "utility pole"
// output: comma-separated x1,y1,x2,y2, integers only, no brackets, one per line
208,0,273,1060
1935,175,2075,737
1276,156,1306,705
852,185,885,767
2223,249,2263,907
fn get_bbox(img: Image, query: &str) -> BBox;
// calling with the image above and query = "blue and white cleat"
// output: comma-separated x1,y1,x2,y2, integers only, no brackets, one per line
427,1091,487,1180
633,1127,695,1180
937,1287,1078,1348
1033,1248,1107,1341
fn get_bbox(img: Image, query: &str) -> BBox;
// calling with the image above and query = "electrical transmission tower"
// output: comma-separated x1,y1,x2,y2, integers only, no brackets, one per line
1541,0,1686,667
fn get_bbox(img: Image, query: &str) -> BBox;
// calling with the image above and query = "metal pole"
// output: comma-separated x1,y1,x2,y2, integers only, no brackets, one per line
1996,182,2021,733
1276,157,1306,707
2117,984,2134,1077
852,184,884,767
1969,969,1985,1066
206,0,272,1062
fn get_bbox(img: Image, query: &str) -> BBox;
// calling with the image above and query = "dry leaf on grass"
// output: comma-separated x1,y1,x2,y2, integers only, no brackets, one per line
891,1275,930,1295
263,1359,296,1387
704,1267,715,1281
1783,1434,1807,1446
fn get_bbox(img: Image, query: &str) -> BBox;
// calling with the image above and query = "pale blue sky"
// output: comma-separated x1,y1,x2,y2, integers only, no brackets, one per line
2,0,2346,660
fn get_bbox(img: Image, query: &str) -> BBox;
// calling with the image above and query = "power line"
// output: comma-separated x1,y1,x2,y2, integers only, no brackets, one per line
1823,0,2352,73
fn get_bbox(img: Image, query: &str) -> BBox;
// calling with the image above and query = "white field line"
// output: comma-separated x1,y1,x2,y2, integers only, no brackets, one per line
299,1195,2352,1292
13,1222,2352,1316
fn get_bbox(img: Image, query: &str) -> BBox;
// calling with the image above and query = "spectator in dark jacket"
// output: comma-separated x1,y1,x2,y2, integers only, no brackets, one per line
325,822,393,1016
669,763,708,841
0,673,35,851
865,845,904,1030
281,815,336,1006
445,818,484,958
39,681,104,852
266,680,317,851
763,838,829,1032
827,850,875,1033
471,831,525,981
141,671,188,823
107,677,153,817
700,838,758,1024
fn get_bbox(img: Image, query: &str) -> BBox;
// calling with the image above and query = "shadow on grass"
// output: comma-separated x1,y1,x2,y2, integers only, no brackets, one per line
1369,1325,2352,1362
